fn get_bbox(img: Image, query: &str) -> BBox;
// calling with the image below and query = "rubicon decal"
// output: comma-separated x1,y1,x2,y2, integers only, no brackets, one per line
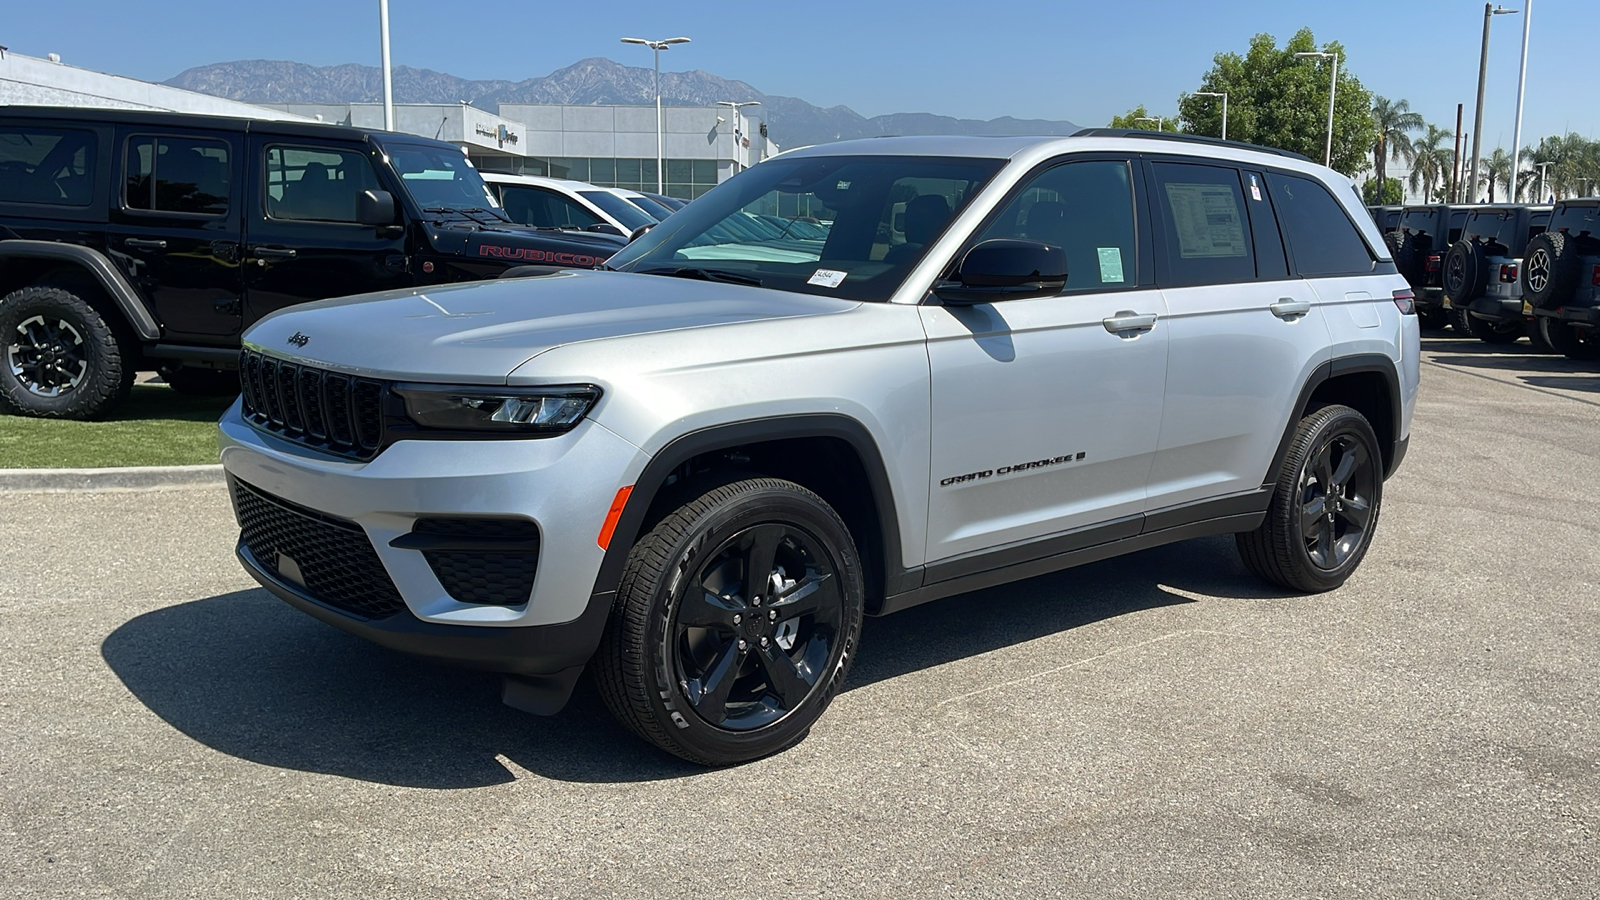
940,452,1086,487
478,245,609,267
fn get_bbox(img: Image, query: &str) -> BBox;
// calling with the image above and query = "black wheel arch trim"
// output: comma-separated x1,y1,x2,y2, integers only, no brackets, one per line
1266,354,1406,487
587,414,911,609
0,240,161,340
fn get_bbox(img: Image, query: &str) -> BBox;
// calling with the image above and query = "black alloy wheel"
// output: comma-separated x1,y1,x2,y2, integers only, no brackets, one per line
8,313,88,399
596,477,864,765
1237,404,1384,593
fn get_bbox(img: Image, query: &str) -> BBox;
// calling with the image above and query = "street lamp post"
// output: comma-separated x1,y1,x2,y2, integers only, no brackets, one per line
716,100,761,176
1534,161,1552,201
1193,91,1228,141
1510,0,1533,200
1293,51,1339,167
1134,116,1165,132
378,0,395,131
1469,4,1520,202
621,35,691,194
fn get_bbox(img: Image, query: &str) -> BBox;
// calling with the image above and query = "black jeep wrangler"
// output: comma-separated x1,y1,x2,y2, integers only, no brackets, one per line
1385,203,1469,329
1523,198,1600,360
0,107,624,419
1440,204,1551,346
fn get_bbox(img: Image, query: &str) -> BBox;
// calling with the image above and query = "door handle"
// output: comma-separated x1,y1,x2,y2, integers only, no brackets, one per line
1102,311,1158,336
124,238,167,250
252,247,297,266
1270,298,1312,320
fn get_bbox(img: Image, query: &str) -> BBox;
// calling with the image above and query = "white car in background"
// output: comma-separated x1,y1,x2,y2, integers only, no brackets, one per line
481,172,658,238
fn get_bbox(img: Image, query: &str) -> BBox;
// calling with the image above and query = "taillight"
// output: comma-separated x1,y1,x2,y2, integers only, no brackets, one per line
1500,264,1518,283
1592,265,1600,287
1393,288,1415,314
1425,255,1441,273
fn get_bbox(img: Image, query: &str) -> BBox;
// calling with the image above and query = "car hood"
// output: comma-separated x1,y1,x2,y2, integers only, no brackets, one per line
243,270,859,382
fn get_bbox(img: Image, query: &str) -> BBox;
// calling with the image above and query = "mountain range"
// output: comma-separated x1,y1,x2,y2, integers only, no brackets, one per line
163,57,1081,150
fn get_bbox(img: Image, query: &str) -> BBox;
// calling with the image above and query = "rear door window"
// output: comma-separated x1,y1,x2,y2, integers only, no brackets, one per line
0,126,96,206
125,135,231,216
1150,162,1256,287
1266,172,1373,276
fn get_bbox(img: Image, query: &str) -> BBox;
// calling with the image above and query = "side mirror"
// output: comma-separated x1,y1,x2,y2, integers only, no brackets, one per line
587,223,626,237
627,223,655,243
934,239,1068,305
356,189,398,226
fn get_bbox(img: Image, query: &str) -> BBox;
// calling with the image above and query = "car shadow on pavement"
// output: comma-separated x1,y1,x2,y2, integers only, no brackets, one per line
101,536,1286,787
1520,374,1600,393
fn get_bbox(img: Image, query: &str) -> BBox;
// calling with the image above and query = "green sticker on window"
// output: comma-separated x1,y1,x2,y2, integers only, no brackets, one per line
1097,247,1125,283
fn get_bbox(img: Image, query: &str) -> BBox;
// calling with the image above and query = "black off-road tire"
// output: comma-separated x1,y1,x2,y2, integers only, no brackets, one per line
0,283,135,419
1442,240,1487,307
1525,317,1556,353
1521,232,1581,310
1237,404,1384,593
1460,308,1524,344
157,364,241,397
1542,316,1600,361
1386,231,1417,283
595,476,865,765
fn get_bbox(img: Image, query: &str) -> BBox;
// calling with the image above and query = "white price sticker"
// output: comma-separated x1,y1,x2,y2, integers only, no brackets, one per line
807,268,848,288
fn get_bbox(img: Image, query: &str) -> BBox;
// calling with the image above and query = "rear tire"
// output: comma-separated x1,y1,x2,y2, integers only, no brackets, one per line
1525,317,1556,354
0,283,134,419
1542,317,1600,361
595,477,864,765
1417,307,1450,331
1237,404,1383,593
1459,307,1523,345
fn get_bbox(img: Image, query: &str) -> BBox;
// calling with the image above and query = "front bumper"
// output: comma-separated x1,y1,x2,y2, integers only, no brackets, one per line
220,398,648,670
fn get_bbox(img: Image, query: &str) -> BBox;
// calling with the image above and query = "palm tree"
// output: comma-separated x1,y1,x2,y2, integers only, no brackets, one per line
1480,147,1512,202
1408,125,1454,202
1371,96,1423,199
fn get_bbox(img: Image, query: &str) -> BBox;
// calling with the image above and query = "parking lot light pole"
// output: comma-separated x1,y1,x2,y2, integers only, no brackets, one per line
621,36,691,194
378,0,394,131
1193,92,1228,141
1469,5,1520,202
1134,116,1164,132
1534,161,1551,201
1510,0,1533,200
1294,52,1339,167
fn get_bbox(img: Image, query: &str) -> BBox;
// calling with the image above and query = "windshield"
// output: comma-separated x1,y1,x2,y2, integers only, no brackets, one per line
578,190,657,232
624,193,676,220
605,154,1004,302
385,144,501,213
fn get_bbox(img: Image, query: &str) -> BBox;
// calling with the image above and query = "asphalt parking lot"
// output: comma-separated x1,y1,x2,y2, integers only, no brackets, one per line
2,333,1597,899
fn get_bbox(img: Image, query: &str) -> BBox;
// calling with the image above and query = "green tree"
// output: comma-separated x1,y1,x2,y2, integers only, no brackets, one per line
1371,95,1423,196
1408,125,1454,202
1108,105,1173,131
1480,147,1513,203
1523,133,1600,199
1176,27,1375,175
1361,177,1403,205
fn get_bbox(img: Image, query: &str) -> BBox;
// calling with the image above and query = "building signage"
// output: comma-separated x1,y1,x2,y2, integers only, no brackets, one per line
474,123,520,149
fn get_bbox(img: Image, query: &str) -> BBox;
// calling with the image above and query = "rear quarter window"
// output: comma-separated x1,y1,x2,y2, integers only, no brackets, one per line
1268,173,1373,276
0,126,96,207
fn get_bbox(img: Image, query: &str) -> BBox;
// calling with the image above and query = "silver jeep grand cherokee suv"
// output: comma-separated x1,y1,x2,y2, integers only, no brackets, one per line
220,131,1419,765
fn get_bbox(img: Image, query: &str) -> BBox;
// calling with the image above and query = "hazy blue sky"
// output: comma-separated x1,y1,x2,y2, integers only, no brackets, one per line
4,0,1592,151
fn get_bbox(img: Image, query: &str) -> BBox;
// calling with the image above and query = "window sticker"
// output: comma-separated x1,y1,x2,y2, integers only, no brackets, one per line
1097,247,1126,283
1164,182,1249,258
807,268,848,288
1248,174,1262,201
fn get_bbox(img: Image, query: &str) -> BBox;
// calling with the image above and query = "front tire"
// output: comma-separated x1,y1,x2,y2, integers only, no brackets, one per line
1237,404,1384,593
0,283,134,419
596,477,865,765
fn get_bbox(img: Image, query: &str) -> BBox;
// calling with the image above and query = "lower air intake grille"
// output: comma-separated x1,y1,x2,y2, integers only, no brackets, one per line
231,477,406,619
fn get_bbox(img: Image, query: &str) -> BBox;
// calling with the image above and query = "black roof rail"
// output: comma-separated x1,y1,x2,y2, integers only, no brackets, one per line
1071,128,1314,163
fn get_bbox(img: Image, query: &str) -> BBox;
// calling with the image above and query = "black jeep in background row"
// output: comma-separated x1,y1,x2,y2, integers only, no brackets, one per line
0,107,624,419
1384,203,1469,330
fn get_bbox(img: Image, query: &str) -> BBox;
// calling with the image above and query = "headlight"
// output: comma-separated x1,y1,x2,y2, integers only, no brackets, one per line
392,383,601,433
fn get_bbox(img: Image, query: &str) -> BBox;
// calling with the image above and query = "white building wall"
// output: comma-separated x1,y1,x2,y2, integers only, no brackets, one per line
0,50,312,121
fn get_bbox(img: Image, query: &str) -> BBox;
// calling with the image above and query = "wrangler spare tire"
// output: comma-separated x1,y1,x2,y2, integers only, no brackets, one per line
1522,232,1582,310
1442,240,1487,307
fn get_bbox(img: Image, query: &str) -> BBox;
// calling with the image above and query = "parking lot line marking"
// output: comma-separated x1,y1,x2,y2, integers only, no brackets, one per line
933,629,1240,707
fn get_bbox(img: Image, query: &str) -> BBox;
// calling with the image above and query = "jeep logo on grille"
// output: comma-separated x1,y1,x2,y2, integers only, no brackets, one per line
287,332,310,348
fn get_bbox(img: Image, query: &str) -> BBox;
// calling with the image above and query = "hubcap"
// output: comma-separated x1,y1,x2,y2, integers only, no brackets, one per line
1298,433,1377,571
671,522,843,731
6,315,88,398
1527,249,1550,293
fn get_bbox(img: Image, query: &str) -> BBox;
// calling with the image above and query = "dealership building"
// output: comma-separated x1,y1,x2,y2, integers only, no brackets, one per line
2,49,776,199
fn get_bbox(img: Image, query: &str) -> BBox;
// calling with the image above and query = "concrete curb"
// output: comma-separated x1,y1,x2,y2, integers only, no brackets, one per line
0,464,225,492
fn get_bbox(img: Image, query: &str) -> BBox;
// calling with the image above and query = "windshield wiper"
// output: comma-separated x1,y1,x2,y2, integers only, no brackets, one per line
636,266,763,287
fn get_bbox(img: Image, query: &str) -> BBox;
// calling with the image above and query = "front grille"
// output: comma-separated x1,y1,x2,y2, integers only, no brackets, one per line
239,349,386,460
413,517,540,606
231,477,407,619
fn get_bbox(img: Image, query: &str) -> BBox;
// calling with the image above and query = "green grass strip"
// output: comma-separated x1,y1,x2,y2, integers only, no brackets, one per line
0,385,235,468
